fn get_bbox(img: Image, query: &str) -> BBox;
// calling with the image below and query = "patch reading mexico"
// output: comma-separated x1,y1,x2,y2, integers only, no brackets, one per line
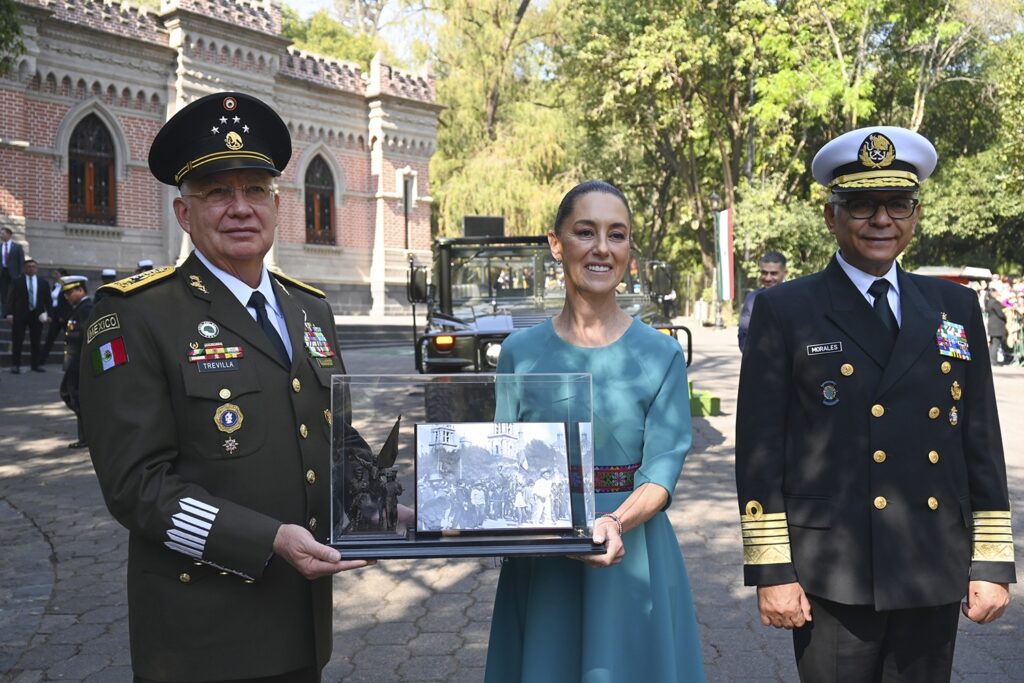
214,403,243,434
821,380,839,406
86,313,120,344
936,320,971,361
303,322,335,358
91,337,128,375
807,342,843,356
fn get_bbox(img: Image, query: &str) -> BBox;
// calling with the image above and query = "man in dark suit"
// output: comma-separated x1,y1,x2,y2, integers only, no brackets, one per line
1,227,26,318
738,251,787,352
40,268,70,366
736,126,1014,682
986,289,1011,364
80,92,372,682
6,258,52,373
59,276,93,448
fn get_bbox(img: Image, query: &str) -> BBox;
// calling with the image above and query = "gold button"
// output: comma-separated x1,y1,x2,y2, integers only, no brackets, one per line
179,573,191,584
299,424,309,439
306,469,316,485
873,496,887,510
941,361,951,374
219,571,228,576
871,404,885,418
928,407,940,419
244,579,255,584
219,388,231,400
873,450,887,463
928,450,939,464
308,517,317,531
292,378,301,393
841,363,854,377
193,561,203,567
927,496,939,510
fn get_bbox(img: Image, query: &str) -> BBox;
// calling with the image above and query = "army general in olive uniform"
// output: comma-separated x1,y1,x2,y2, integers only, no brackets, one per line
735,127,1014,682
80,93,372,682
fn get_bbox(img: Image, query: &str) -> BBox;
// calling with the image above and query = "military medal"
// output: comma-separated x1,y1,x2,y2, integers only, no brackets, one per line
324,409,332,426
950,381,962,401
189,342,244,362
949,406,959,426
198,321,220,338
223,438,239,454
303,322,336,367
214,403,244,433
936,319,971,361
820,380,839,406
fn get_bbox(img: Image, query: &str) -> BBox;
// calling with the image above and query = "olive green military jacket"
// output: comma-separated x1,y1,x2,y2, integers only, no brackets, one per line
736,259,1015,611
80,253,343,681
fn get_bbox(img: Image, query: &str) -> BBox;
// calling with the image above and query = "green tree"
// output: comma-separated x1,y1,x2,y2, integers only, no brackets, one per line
280,5,394,69
0,0,24,77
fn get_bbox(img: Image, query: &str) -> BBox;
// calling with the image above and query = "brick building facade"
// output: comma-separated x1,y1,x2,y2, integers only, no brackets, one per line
1,0,439,313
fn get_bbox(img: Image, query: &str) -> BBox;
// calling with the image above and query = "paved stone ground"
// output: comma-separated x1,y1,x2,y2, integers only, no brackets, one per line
0,324,1021,681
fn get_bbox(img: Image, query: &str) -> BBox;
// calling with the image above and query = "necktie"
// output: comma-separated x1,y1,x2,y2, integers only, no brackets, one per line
247,291,290,365
867,279,898,342
28,277,36,310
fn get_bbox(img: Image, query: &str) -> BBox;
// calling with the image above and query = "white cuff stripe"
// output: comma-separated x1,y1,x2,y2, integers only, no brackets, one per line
180,502,217,521
167,529,206,550
165,541,202,558
165,497,219,561
181,497,219,514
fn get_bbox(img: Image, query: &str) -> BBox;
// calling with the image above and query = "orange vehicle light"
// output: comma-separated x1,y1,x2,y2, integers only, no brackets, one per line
434,335,456,350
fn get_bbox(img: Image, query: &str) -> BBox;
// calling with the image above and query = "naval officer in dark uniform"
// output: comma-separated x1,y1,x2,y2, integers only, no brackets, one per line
735,126,1014,682
80,92,372,682
59,276,92,449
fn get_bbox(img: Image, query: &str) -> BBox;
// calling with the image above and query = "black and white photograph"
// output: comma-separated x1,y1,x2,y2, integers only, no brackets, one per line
415,422,572,533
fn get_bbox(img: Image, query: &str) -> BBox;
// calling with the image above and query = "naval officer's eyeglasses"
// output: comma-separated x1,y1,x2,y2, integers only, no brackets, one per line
181,184,275,206
831,197,920,219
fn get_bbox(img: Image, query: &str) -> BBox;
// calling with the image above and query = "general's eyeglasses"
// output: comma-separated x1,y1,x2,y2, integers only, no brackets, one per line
181,184,275,206
831,197,919,220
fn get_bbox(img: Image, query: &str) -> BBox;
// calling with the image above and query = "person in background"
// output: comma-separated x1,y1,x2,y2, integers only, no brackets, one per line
738,251,787,352
93,268,118,304
0,227,25,317
6,258,51,373
135,258,154,274
986,288,1011,365
59,276,92,449
40,268,71,367
485,180,704,682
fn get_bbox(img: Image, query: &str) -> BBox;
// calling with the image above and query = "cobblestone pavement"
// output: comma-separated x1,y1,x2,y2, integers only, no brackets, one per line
0,324,1021,682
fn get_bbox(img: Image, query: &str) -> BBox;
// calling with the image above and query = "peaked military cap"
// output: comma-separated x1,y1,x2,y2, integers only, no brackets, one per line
101,268,117,279
812,126,938,193
61,275,88,292
148,92,291,186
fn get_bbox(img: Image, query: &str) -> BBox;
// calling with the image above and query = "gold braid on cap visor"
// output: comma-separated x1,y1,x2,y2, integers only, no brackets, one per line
828,170,919,190
175,150,275,185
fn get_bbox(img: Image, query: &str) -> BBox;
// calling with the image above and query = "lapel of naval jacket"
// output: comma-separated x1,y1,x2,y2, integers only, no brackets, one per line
180,253,291,370
875,269,940,397
822,258,893,369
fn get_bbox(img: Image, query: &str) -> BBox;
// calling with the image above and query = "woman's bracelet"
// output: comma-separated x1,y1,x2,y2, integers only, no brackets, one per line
599,512,623,536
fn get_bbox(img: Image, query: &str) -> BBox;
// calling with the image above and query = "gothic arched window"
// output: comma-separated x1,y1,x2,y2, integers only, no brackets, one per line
305,155,335,244
68,114,116,225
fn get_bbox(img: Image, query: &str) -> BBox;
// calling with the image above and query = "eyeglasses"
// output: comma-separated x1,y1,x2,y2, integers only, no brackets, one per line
181,184,275,206
832,197,919,220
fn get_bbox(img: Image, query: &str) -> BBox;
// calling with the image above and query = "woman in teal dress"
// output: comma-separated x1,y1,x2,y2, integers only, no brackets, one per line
485,181,705,682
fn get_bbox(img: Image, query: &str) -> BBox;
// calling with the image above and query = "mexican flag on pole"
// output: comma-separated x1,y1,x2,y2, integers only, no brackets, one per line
91,336,128,374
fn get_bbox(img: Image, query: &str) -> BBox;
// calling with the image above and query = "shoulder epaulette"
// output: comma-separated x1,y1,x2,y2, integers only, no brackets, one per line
271,270,325,298
100,267,177,296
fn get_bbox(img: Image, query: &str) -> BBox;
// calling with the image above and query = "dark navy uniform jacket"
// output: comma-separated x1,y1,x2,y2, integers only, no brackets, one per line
81,253,343,681
736,258,1015,611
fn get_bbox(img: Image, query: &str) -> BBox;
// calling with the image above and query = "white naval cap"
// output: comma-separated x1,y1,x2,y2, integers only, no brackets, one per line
101,268,116,278
811,126,938,193
61,275,88,292
137,259,154,268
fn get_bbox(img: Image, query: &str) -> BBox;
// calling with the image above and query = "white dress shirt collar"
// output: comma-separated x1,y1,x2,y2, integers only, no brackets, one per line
194,249,282,318
835,250,902,324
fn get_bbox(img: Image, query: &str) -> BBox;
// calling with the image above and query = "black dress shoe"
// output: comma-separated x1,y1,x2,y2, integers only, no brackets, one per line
31,367,45,373
68,441,88,449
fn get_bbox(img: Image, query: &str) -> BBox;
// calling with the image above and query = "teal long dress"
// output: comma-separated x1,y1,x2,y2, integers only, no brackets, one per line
485,319,705,682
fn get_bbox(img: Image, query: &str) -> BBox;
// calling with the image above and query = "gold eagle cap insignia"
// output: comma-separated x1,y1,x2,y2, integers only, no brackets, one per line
858,133,896,169
225,131,244,151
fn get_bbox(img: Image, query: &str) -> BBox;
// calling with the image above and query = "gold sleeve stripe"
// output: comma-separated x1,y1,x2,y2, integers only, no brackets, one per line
741,500,791,566
973,511,1012,520
972,510,1014,563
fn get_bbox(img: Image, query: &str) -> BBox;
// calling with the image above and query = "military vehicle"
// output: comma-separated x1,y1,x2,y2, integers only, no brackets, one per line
406,234,691,374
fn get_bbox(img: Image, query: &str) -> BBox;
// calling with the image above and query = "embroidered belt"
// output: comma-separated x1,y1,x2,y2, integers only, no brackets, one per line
568,463,640,493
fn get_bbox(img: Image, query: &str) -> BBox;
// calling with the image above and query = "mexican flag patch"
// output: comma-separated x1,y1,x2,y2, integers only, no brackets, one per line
92,337,128,375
